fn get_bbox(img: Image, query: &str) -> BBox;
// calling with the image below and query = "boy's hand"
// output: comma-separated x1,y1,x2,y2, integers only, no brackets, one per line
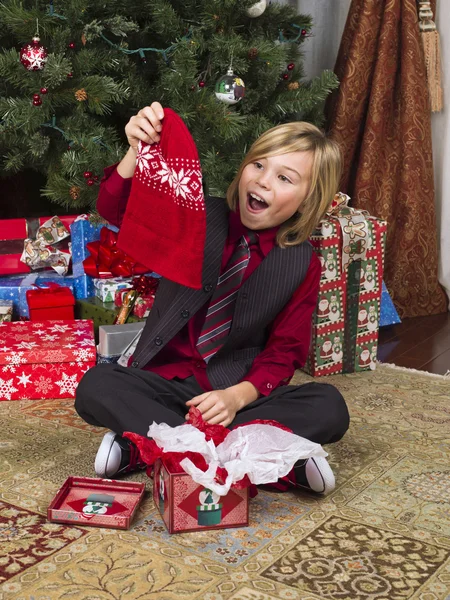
186,382,259,427
125,102,165,149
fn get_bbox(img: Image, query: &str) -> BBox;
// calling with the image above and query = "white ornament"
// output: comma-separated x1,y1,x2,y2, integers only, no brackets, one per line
246,0,267,18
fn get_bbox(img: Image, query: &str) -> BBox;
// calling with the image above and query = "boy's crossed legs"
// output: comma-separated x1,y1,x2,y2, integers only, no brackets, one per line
75,363,350,495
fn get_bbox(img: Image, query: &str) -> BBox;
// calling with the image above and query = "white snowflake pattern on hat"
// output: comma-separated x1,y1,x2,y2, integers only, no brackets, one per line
136,142,204,211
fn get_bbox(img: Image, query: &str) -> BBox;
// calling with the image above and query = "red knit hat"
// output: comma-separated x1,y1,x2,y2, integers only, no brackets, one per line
117,108,206,289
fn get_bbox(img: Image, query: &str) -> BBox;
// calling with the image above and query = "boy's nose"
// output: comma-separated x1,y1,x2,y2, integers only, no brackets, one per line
256,174,270,190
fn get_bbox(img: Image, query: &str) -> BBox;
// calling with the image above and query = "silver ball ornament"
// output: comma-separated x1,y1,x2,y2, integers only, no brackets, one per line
214,68,245,105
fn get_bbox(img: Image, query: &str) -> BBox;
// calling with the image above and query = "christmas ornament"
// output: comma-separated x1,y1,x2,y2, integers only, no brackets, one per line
87,179,95,186
246,0,267,18
287,63,295,70
215,68,245,105
32,94,42,107
69,186,80,200
67,72,73,79
248,47,259,59
288,81,299,90
75,88,88,101
282,73,289,80
40,87,48,94
198,81,205,88
83,171,92,179
301,29,307,36
20,35,48,71
68,42,76,49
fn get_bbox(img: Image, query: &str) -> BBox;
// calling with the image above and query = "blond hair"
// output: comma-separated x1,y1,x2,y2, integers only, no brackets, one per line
226,121,342,246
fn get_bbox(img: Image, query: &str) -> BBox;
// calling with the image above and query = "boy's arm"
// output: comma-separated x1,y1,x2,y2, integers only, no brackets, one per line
97,102,164,227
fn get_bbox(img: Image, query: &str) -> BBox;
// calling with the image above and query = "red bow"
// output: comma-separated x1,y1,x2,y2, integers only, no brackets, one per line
131,274,159,296
83,227,148,279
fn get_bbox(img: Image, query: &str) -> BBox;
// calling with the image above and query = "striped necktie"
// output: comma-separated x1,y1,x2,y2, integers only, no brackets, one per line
196,232,257,363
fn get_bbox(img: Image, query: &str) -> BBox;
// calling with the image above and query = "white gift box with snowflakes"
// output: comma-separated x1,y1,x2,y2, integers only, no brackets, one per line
0,320,96,400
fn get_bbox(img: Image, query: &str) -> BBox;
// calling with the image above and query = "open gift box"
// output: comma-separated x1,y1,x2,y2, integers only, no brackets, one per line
125,408,328,534
153,458,249,534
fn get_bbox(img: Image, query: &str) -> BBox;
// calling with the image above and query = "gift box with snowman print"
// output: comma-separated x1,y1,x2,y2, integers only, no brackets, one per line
304,193,387,376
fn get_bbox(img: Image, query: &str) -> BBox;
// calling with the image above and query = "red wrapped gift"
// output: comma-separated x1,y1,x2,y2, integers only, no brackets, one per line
26,282,75,321
0,320,96,400
48,477,145,530
0,215,78,276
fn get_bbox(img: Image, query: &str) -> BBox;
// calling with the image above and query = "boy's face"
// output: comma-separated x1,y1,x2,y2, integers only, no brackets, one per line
238,151,313,230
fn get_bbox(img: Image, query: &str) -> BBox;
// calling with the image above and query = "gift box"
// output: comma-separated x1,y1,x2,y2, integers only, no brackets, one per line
380,280,401,327
125,408,328,534
48,477,145,530
304,193,387,377
0,273,75,319
75,296,145,340
0,320,95,400
97,322,145,364
0,300,13,323
26,282,75,321
153,458,249,534
70,217,118,299
0,215,78,276
94,277,133,303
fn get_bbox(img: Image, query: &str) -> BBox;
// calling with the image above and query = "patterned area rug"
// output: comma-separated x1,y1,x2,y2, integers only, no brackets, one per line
1,364,450,600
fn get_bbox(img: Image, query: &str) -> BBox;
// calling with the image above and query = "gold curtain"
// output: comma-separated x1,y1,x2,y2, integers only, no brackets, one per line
327,0,447,317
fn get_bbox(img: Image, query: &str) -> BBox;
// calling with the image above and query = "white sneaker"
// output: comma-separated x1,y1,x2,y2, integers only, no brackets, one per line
292,456,336,495
94,431,145,478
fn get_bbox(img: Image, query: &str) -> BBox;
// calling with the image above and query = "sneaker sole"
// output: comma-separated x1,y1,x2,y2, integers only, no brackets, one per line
94,431,117,478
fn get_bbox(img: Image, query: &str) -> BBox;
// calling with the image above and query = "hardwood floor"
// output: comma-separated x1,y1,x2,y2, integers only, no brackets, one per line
377,311,450,376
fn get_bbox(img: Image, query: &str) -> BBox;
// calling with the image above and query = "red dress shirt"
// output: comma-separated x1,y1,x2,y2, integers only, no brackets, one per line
97,165,321,396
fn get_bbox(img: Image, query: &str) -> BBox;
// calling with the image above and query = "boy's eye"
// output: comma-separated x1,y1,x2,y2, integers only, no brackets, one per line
279,175,292,183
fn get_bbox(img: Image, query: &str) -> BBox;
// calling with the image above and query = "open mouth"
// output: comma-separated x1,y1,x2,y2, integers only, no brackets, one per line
247,192,269,212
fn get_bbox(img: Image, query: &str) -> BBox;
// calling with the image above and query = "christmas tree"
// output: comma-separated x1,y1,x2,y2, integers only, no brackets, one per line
0,0,338,209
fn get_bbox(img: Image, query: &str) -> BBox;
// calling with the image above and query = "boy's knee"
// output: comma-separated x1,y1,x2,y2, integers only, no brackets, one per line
318,384,350,442
75,364,114,410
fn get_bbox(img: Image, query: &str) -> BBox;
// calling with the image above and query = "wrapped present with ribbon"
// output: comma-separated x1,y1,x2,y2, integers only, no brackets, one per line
83,227,148,281
114,274,160,322
26,281,75,321
0,273,75,319
70,215,118,300
0,215,78,277
124,407,327,533
304,192,387,377
94,277,133,303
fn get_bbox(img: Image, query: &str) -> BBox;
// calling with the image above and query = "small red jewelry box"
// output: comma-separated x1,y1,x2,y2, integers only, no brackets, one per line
153,458,249,534
48,477,146,529
26,282,75,320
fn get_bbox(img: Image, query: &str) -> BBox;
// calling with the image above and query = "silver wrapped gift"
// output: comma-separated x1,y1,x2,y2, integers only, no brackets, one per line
97,322,145,364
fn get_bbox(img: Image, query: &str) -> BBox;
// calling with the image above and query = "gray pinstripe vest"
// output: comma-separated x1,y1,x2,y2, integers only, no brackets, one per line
130,196,312,389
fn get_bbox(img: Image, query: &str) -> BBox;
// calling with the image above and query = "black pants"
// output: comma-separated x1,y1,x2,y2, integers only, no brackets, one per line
75,363,349,445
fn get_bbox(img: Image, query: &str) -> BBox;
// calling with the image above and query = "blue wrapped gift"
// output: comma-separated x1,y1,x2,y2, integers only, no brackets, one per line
379,281,401,327
0,273,75,319
70,217,118,299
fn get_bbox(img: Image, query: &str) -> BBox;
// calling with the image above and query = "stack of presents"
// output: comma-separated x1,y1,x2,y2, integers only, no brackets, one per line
1,195,400,533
